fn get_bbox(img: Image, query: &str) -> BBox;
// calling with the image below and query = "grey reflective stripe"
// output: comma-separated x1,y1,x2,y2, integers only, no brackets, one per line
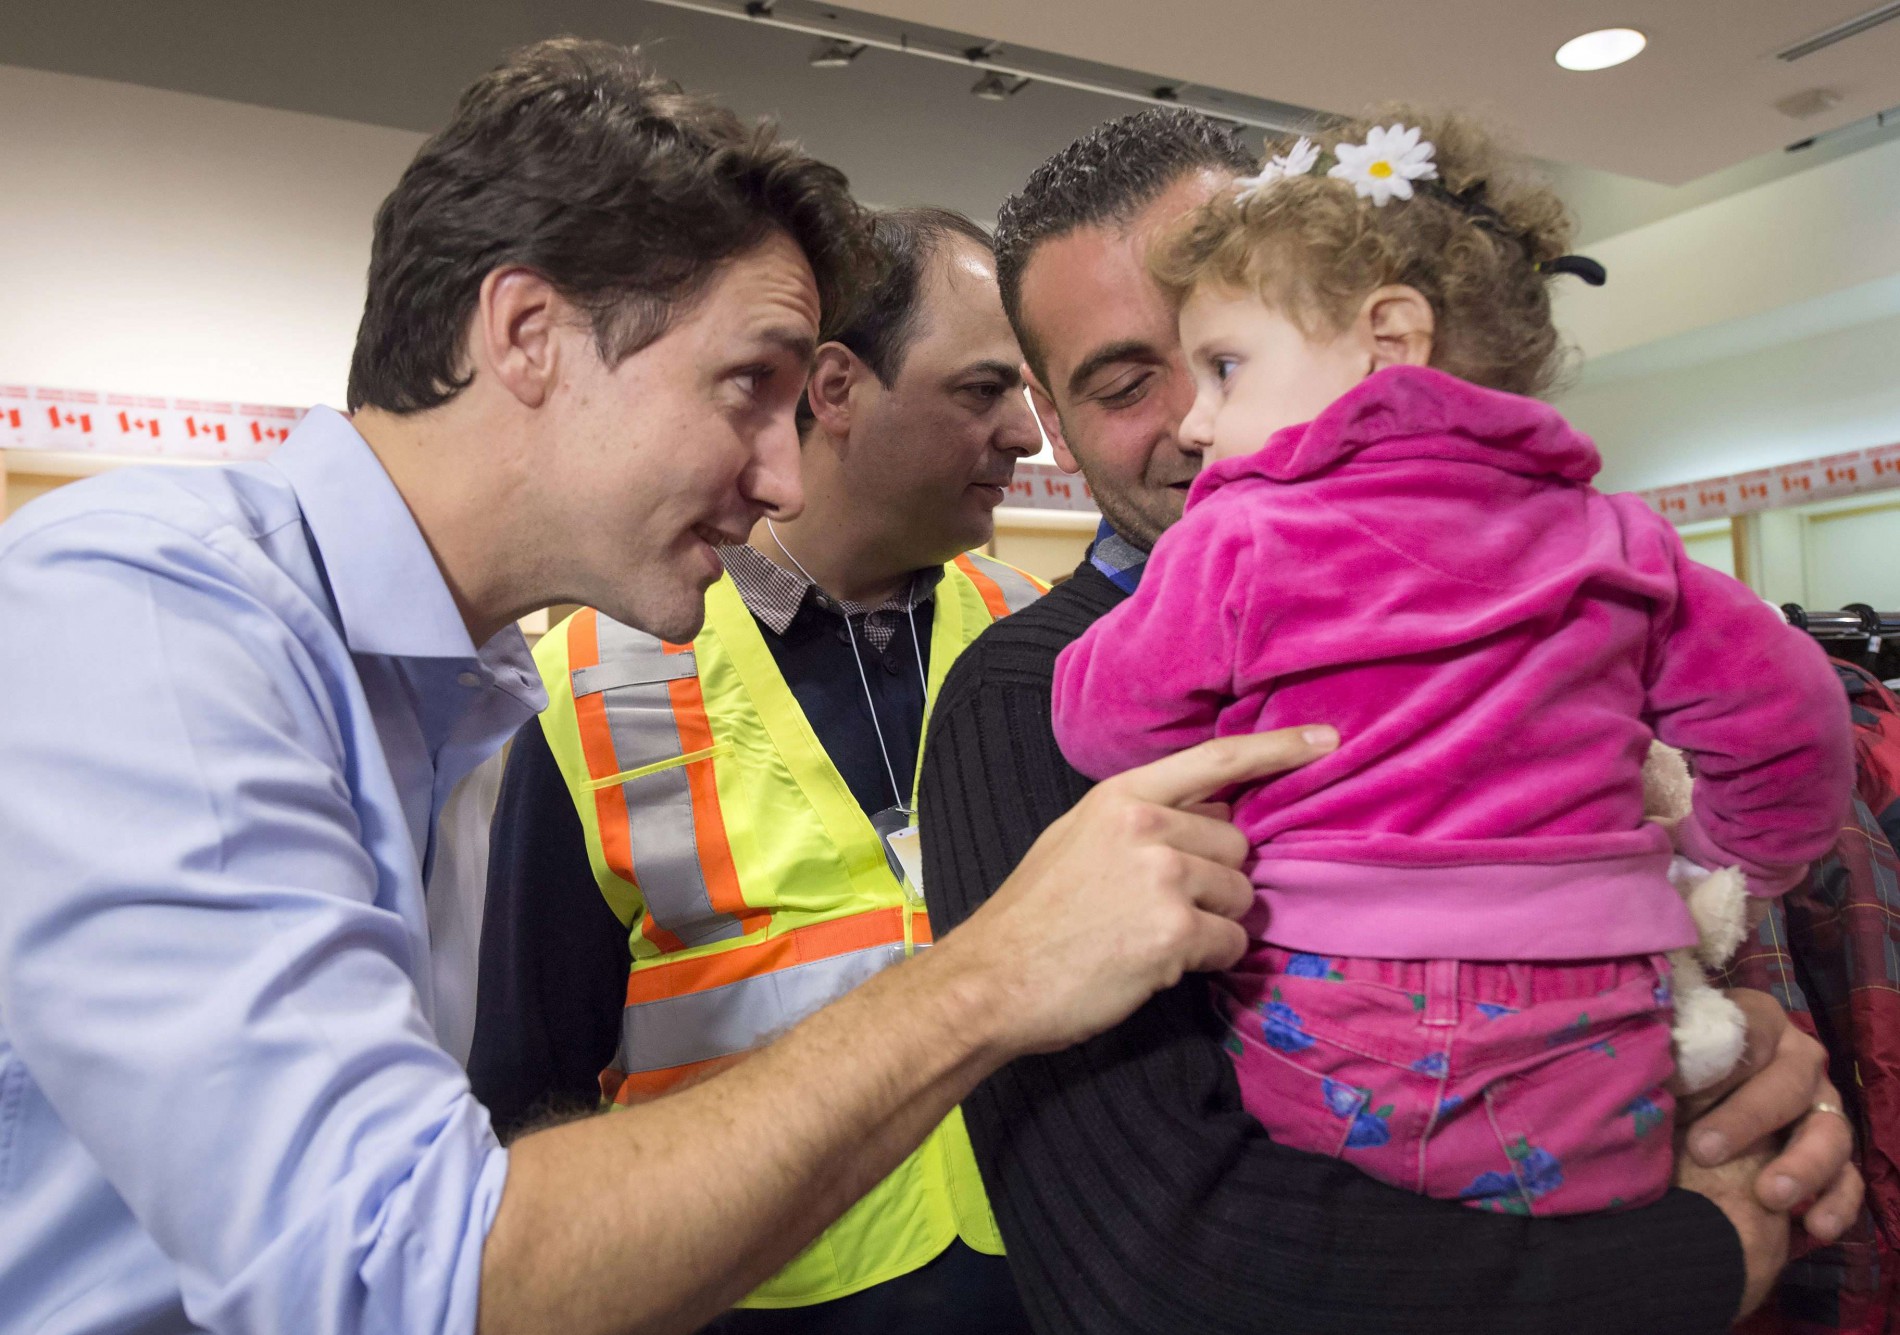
967,554,1044,615
572,655,697,698
591,616,745,948
614,940,908,1074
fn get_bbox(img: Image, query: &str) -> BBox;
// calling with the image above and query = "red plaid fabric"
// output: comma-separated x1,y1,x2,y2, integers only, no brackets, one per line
1721,661,1900,1334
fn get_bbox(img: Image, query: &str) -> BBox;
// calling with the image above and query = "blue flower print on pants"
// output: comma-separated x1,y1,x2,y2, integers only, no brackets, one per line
1623,1093,1666,1139
1411,1052,1448,1078
1322,1078,1393,1149
1285,953,1344,981
1460,1138,1565,1215
1260,988,1316,1053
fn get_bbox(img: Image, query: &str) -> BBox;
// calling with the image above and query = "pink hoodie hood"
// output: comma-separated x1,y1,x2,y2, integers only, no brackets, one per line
1196,364,1601,493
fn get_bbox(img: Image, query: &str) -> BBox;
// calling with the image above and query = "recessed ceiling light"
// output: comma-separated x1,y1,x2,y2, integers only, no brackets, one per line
1555,27,1647,71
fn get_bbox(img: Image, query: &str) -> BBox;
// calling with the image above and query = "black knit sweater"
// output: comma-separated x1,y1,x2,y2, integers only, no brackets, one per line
918,558,1745,1334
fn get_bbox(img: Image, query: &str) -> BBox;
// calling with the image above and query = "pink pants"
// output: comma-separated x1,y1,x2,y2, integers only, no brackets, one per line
1221,945,1678,1215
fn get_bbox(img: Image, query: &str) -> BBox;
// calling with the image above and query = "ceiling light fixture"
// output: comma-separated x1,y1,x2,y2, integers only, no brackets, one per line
808,38,865,67
642,0,1308,133
972,71,1031,101
1777,2,1900,62
1555,27,1647,71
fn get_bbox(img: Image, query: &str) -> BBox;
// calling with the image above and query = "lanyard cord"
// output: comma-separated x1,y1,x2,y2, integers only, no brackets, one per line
766,520,928,813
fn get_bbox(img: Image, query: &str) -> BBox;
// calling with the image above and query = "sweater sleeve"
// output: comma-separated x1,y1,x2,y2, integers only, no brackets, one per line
922,608,1746,1335
1644,539,1853,896
1050,500,1251,781
467,715,631,1139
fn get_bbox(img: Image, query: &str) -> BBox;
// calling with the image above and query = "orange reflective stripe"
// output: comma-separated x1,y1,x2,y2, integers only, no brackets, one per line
606,1052,747,1105
665,654,772,936
955,553,1013,622
624,907,912,1006
572,611,688,954
637,909,686,956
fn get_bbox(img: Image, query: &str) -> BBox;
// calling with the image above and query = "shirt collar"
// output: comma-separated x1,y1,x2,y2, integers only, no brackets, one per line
269,407,486,662
1087,519,1151,593
720,541,943,636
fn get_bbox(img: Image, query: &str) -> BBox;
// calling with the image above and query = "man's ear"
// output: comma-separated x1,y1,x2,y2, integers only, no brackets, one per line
473,267,562,408
1360,285,1436,372
805,342,861,439
1024,364,1081,475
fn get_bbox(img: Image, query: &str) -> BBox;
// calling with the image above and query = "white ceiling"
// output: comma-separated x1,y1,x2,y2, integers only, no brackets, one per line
846,0,1900,184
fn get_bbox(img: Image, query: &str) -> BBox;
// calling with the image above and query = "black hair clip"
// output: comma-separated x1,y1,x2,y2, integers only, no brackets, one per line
1540,255,1607,286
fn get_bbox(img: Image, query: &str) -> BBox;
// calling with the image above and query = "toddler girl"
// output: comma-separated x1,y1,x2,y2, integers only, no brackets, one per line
1049,112,1852,1216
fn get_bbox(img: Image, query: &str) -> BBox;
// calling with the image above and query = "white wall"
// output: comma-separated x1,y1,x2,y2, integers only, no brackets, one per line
0,64,422,408
1542,113,1900,500
1560,304,1900,493
1552,132,1900,366
1677,520,1734,579
1737,497,1900,614
1802,500,1900,612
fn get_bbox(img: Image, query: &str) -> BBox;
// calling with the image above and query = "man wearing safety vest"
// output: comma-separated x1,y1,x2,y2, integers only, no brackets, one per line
471,207,1048,1331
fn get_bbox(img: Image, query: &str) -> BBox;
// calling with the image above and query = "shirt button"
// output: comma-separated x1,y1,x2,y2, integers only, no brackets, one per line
456,670,483,688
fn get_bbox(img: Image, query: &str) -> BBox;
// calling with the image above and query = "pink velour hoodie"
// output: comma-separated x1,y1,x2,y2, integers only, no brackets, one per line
1053,366,1851,961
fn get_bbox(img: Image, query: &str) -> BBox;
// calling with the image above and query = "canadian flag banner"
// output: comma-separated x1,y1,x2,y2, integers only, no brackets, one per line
31,382,1889,532
0,386,1074,515
0,385,304,461
1635,442,1900,526
1000,461,1099,514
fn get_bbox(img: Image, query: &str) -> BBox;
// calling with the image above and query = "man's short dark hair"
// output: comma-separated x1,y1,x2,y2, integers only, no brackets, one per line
348,38,872,414
993,108,1257,377
797,206,992,428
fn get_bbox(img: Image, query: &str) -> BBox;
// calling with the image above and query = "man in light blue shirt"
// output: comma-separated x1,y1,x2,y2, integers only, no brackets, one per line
0,38,1337,1335
0,408,533,1333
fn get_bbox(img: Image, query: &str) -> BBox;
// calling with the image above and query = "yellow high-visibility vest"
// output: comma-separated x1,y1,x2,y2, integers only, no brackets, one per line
534,552,1046,1308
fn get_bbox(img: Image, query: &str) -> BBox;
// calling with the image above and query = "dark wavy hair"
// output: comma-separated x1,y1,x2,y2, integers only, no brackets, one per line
347,38,873,413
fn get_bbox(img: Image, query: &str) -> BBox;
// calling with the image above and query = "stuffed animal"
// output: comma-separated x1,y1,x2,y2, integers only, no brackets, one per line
1641,742,1752,1092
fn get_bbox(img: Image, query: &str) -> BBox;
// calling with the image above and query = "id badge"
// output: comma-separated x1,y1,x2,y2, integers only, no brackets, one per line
871,805,925,900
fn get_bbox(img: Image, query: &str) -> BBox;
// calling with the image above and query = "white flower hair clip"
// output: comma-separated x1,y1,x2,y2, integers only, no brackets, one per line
1230,124,1612,286
1233,125,1439,207
1232,136,1320,202
1329,124,1438,204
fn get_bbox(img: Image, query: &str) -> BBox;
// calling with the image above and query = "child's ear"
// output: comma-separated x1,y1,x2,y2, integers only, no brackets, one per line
1361,286,1435,371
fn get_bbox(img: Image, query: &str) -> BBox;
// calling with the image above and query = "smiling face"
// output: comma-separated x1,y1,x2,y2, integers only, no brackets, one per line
1013,170,1230,549
1176,285,1372,462
844,238,1042,564
545,229,819,641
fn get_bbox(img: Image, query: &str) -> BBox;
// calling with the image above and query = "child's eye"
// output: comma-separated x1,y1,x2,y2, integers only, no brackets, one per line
1213,357,1239,385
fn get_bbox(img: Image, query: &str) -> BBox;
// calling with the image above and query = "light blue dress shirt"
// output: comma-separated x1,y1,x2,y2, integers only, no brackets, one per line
0,408,544,1334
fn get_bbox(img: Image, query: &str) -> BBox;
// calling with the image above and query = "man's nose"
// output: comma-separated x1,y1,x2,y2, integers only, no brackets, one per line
994,388,1044,458
746,415,806,520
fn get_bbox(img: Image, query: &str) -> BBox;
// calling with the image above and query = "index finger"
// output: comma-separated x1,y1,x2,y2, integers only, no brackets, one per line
1110,727,1340,810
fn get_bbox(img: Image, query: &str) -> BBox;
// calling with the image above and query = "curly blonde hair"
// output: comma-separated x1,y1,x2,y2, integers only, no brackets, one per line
1149,109,1576,398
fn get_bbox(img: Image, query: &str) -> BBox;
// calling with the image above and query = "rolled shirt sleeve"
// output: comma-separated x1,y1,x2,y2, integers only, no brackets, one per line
0,511,505,1334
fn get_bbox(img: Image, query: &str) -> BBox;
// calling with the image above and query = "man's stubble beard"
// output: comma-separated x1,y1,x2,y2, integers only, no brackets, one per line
1071,460,1186,552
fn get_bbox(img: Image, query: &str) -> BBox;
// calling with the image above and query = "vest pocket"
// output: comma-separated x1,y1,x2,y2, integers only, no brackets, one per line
583,741,731,790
